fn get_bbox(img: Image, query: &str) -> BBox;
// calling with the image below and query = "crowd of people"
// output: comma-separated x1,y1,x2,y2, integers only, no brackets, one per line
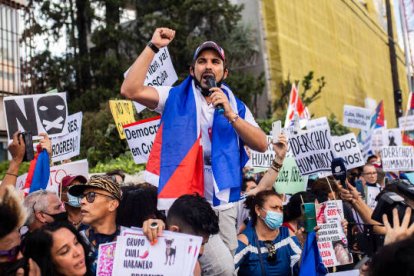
1,27,414,276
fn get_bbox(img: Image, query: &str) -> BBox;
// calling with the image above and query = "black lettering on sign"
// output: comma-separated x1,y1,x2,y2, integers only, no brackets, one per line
4,98,37,139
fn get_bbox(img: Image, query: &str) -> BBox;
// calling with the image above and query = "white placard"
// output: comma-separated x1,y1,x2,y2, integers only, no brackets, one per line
332,133,365,170
111,230,201,276
51,112,82,162
4,93,69,139
125,47,178,114
381,146,414,172
343,105,372,131
124,116,161,164
15,159,89,195
251,136,275,168
316,200,353,268
288,126,333,175
398,115,414,131
366,185,380,209
307,117,329,130
382,128,402,147
370,128,384,154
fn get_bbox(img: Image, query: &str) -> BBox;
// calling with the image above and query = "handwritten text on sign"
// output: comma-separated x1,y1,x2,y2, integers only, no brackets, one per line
343,105,372,131
123,116,161,164
332,133,364,170
109,100,135,139
51,112,83,162
288,126,333,176
381,146,414,172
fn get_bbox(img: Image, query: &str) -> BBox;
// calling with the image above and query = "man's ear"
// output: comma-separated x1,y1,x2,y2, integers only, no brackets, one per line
189,66,195,77
169,225,180,232
223,67,229,80
36,212,46,223
108,200,119,212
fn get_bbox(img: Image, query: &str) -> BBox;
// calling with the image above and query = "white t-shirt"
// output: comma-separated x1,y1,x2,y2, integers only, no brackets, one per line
153,83,258,204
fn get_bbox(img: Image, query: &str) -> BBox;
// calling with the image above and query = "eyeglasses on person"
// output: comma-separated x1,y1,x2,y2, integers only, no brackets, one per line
81,191,116,203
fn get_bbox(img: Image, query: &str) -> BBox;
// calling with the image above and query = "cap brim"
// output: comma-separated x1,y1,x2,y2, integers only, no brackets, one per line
68,184,94,197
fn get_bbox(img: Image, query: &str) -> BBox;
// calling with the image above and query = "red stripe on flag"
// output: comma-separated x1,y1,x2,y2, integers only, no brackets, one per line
146,123,163,176
158,137,204,198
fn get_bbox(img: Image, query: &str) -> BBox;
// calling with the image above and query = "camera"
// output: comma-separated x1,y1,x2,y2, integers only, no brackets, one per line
19,132,34,162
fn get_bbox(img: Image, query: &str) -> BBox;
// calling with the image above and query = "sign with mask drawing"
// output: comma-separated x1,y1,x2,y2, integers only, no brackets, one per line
3,93,69,139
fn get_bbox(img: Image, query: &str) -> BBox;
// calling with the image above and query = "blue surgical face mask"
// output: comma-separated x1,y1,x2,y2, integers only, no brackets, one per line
261,208,283,230
66,193,81,208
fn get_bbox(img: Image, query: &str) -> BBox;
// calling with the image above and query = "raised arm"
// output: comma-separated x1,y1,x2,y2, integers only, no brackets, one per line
120,27,176,109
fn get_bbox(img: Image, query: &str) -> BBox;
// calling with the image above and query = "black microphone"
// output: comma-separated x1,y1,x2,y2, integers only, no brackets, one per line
206,76,224,114
331,157,347,189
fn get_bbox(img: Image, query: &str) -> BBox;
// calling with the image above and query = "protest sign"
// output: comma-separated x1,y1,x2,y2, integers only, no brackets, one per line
398,115,414,131
15,159,89,194
288,126,333,175
111,229,201,276
332,133,365,170
343,105,372,130
274,157,308,194
97,242,116,276
382,128,403,147
109,100,135,139
316,200,353,268
366,186,380,209
306,117,329,130
126,47,178,114
370,128,383,154
381,146,414,172
51,112,82,162
251,136,275,168
3,93,68,139
123,116,161,164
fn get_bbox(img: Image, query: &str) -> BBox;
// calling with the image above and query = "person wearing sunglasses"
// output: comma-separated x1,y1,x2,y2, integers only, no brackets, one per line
68,175,122,275
235,190,303,276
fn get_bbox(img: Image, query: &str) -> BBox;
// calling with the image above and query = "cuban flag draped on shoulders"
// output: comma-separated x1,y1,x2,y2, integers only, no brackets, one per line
145,76,249,210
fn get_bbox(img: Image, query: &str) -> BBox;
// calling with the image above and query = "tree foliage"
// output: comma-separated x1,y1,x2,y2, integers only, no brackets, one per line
22,0,265,168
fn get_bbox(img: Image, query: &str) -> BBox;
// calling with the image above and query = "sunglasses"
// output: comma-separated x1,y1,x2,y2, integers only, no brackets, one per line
264,241,277,263
81,191,116,203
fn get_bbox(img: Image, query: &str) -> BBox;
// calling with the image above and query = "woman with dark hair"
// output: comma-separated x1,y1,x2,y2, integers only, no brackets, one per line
283,191,316,235
23,221,92,276
116,183,165,228
235,190,304,275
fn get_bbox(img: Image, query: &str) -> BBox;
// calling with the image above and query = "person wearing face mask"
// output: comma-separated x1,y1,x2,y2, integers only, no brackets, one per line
60,175,87,230
235,190,303,276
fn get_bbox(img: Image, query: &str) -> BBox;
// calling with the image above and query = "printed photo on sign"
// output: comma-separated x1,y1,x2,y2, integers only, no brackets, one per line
382,128,402,147
51,112,83,162
97,242,116,276
123,116,161,164
288,126,333,176
381,146,414,172
109,100,136,139
4,93,68,139
343,105,372,131
332,133,365,170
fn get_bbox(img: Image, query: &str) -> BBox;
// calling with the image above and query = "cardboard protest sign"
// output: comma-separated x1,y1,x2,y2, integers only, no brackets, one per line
97,242,116,276
109,100,135,139
127,47,178,114
306,117,329,130
316,200,353,268
112,229,201,276
382,128,402,147
381,146,414,172
51,112,82,162
274,157,308,194
288,126,333,176
4,93,69,139
15,159,89,195
250,136,276,168
123,116,161,164
398,115,414,131
332,133,365,170
343,105,372,130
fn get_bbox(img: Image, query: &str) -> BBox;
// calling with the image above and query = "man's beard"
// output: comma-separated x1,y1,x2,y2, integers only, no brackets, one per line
194,74,224,96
